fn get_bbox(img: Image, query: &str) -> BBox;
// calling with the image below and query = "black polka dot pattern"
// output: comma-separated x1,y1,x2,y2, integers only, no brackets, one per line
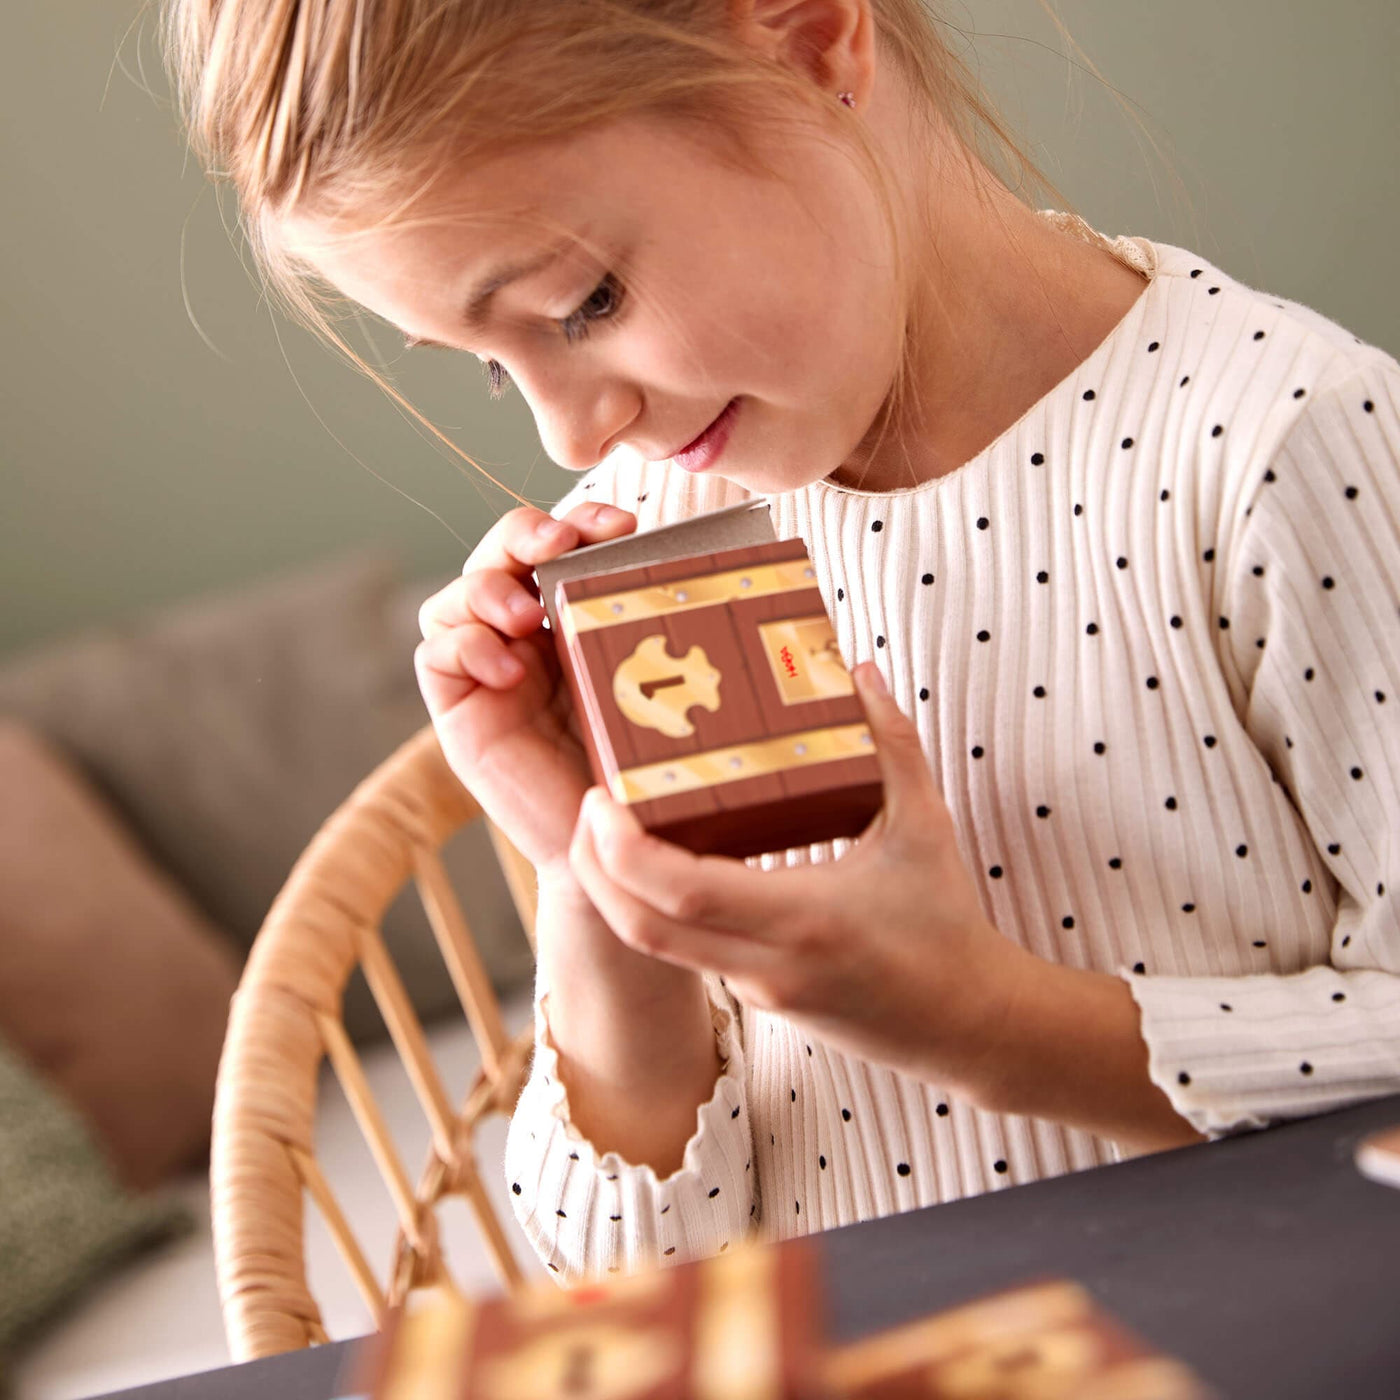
528,301,1400,1269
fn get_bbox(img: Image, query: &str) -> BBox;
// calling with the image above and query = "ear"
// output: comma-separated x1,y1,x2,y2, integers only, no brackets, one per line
728,0,875,105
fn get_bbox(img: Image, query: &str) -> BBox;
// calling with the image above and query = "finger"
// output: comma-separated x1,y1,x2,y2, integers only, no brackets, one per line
558,498,638,543
852,662,939,827
582,787,794,936
569,799,771,976
424,498,638,635
420,568,544,641
413,623,527,719
467,500,637,579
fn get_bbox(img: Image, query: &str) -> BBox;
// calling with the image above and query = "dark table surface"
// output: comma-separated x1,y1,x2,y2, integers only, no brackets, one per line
96,1092,1400,1400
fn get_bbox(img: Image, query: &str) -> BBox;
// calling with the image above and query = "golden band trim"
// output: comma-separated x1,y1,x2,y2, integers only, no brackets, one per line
562,559,817,634
820,1282,1089,1391
610,722,874,804
693,1243,781,1400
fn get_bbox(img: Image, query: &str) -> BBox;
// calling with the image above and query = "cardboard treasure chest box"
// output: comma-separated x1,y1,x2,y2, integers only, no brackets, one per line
361,1238,830,1400
534,501,883,859
355,1236,1213,1400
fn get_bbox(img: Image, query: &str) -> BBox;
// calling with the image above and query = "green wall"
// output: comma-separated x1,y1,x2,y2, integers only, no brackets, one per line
3,2,1396,656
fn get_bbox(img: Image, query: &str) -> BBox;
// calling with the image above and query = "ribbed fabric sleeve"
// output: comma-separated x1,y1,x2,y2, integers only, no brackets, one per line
500,211,1400,1283
1124,353,1400,1136
503,467,757,1282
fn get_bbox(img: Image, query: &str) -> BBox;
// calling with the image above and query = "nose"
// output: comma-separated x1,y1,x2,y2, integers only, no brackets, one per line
513,362,640,473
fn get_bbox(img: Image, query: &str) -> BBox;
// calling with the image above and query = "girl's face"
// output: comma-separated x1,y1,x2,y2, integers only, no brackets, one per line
281,113,907,497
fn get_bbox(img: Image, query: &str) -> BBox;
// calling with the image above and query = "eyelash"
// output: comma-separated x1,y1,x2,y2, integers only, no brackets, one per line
481,272,626,401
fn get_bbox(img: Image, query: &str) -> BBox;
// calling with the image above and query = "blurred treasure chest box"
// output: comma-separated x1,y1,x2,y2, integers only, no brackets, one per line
357,1235,1213,1400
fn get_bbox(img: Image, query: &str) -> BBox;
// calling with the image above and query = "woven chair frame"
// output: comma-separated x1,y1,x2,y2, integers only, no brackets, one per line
211,723,540,1361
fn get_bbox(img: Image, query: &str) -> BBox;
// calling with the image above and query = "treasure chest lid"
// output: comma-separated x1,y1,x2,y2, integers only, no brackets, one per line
534,498,777,634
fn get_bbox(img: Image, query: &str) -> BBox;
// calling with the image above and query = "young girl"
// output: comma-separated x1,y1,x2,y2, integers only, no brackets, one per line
167,0,1400,1285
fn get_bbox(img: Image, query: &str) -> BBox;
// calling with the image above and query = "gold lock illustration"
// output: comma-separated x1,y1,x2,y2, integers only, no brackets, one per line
612,633,722,738
476,1321,683,1400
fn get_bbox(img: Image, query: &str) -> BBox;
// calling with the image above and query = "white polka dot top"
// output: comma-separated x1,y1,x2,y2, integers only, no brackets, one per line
504,211,1400,1284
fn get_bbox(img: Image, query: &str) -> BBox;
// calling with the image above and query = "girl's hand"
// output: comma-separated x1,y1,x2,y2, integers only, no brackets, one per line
566,662,1030,1096
415,501,637,879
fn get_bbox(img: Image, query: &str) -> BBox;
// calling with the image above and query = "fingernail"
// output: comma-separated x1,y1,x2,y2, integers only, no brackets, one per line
593,503,627,524
586,788,624,839
536,517,571,540
863,663,889,695
507,590,539,617
496,653,525,682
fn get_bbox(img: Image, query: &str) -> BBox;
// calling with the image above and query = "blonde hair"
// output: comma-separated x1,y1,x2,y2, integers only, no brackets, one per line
164,0,1174,503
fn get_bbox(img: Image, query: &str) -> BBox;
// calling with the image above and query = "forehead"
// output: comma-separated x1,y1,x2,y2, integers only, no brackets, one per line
283,116,736,272
274,114,768,341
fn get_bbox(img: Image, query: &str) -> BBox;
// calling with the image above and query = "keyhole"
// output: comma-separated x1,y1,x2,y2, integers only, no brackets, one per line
994,1346,1044,1373
639,673,686,701
560,1342,595,1395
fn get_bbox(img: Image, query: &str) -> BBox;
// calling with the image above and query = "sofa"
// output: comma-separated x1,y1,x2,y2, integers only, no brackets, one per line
0,551,548,1399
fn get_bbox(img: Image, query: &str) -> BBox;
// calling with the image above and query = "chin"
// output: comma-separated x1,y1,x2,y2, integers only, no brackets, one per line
721,461,829,496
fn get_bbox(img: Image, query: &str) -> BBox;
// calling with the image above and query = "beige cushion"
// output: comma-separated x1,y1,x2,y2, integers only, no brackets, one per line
0,551,533,1044
0,721,241,1191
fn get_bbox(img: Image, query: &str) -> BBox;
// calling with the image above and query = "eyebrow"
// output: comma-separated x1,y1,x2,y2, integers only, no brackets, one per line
403,235,577,351
464,235,577,333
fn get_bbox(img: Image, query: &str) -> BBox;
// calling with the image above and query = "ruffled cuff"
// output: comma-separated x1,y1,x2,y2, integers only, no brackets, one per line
1121,963,1400,1139
503,975,755,1284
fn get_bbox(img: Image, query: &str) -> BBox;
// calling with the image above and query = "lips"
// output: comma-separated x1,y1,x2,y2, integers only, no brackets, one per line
671,397,740,474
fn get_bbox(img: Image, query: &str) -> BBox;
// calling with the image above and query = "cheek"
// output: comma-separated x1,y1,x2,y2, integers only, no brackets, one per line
627,213,899,407
737,226,900,385
662,271,891,398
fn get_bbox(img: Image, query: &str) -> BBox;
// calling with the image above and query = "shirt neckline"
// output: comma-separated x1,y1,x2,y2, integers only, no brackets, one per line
798,215,1161,503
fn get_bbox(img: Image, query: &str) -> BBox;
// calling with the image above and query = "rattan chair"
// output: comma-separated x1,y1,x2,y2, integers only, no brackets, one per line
210,723,541,1361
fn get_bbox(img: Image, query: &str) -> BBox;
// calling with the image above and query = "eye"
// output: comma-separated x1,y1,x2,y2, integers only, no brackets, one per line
559,272,625,345
482,359,511,400
477,271,625,401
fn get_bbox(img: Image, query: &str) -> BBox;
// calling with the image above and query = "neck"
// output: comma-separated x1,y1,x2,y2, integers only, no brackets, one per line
831,132,1149,494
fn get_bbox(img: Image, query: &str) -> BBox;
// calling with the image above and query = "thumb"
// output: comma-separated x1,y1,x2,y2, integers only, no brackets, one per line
853,661,937,825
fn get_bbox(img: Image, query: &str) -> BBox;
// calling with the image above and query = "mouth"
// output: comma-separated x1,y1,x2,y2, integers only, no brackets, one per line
670,397,740,474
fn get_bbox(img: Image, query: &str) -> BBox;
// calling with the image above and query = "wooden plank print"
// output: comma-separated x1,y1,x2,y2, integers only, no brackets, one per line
556,539,882,856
